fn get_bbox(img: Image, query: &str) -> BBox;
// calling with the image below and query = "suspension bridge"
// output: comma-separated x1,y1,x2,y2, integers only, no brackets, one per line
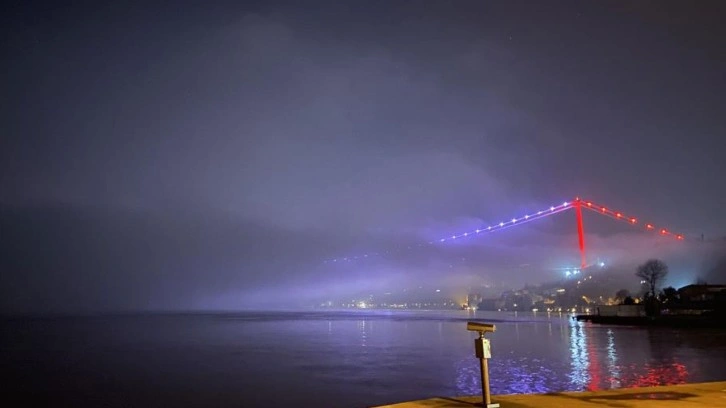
325,197,685,269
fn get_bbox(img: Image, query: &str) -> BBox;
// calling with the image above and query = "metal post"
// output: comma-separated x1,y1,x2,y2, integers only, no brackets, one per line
468,322,499,408
479,336,492,406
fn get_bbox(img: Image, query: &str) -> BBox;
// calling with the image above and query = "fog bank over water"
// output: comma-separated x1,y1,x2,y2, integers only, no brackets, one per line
2,1,725,313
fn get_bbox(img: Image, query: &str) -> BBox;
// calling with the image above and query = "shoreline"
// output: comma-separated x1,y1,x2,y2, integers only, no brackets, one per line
575,314,726,328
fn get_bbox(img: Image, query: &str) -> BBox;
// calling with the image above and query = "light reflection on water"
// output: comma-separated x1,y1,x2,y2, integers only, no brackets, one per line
606,328,621,388
568,318,590,389
2,310,723,408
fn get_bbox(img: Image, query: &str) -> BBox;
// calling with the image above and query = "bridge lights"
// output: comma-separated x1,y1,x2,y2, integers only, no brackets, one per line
646,224,654,229
630,218,637,224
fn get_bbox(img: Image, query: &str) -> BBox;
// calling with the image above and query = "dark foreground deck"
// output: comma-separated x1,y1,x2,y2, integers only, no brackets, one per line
374,381,726,408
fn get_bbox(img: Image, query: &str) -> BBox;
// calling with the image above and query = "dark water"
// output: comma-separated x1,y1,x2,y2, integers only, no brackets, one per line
2,310,725,407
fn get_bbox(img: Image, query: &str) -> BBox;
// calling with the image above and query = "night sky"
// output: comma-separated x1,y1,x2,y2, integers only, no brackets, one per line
2,1,725,313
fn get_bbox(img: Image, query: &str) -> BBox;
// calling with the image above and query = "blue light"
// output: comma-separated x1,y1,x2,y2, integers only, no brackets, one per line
326,198,572,264
565,270,572,276
599,262,605,267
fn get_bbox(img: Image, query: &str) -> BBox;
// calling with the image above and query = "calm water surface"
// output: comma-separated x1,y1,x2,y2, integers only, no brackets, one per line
3,310,725,407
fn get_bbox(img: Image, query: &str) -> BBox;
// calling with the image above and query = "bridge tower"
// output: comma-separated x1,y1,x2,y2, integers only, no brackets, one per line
574,198,586,269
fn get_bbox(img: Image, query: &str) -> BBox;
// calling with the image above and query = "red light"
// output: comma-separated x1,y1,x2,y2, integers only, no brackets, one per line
602,207,607,212
661,229,667,234
630,218,637,223
676,235,683,240
586,202,592,207
616,213,622,218
646,224,654,229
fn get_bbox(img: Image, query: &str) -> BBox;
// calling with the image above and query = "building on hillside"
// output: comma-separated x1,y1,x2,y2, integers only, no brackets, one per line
467,293,483,309
596,304,646,317
678,284,726,302
477,298,505,311
666,284,726,315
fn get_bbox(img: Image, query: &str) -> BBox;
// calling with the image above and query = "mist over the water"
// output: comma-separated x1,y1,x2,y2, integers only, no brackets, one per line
2,1,726,314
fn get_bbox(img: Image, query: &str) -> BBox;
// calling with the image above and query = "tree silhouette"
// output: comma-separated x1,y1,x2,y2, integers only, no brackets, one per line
659,286,679,304
615,289,630,303
636,259,669,299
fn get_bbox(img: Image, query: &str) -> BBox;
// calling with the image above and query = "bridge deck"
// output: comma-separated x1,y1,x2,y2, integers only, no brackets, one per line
373,381,726,408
